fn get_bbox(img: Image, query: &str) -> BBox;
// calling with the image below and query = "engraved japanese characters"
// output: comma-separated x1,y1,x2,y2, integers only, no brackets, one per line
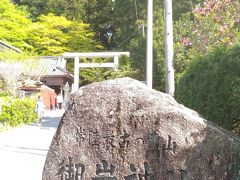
43,78,240,180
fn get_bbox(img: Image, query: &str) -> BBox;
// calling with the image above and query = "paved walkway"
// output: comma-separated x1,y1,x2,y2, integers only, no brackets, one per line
0,110,63,180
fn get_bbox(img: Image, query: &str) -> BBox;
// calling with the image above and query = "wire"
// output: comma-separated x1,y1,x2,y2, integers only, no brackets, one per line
107,0,142,51
111,28,141,51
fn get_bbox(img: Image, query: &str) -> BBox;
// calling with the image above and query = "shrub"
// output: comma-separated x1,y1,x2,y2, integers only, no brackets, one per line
176,45,240,133
0,97,37,128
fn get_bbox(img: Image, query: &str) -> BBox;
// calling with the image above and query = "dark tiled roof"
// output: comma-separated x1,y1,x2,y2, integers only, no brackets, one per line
39,57,65,76
0,56,73,81
37,57,73,79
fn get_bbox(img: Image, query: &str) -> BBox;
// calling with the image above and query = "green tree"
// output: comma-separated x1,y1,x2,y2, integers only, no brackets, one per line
48,0,86,20
83,0,116,49
0,0,32,50
13,0,86,20
26,13,101,56
12,0,49,19
172,0,203,20
110,0,146,80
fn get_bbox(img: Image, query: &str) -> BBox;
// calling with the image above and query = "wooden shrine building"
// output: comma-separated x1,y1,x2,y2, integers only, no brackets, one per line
39,56,73,95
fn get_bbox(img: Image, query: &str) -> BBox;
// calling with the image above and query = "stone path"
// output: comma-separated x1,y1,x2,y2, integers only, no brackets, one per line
0,110,63,180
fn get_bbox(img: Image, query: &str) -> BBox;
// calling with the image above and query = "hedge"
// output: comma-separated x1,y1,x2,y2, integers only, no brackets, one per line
0,97,37,128
176,45,240,133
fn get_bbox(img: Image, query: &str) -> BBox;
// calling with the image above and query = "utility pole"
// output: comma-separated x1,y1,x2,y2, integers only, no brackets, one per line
146,0,153,88
164,0,175,96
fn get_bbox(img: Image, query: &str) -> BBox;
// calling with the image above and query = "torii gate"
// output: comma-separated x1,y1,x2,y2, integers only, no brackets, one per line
61,52,130,92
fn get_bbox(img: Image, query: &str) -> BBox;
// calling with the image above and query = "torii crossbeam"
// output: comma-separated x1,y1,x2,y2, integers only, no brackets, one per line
61,52,130,92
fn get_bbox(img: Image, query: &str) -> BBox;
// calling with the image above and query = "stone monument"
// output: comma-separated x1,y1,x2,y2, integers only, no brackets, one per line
43,77,240,180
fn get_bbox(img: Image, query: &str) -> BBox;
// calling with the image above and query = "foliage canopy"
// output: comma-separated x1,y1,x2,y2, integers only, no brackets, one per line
26,13,101,55
0,0,31,50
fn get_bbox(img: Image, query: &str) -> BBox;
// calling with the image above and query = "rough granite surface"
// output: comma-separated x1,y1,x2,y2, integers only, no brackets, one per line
43,77,240,180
